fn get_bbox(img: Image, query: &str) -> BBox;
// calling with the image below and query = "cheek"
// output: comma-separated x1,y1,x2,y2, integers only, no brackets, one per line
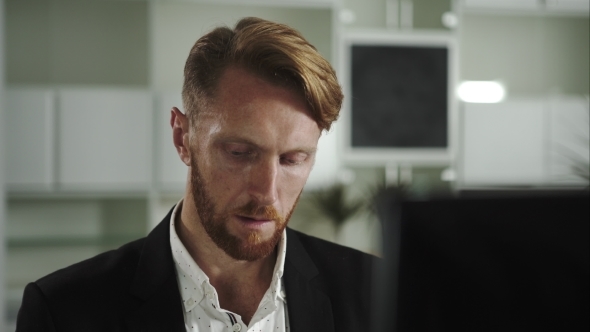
210,168,241,193
193,154,238,204
207,163,252,209
278,169,310,205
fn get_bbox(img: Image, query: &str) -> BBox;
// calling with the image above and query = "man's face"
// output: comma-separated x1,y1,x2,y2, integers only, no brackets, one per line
189,66,321,261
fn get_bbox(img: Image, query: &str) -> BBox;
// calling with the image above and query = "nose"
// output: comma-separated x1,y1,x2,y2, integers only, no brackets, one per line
248,158,279,207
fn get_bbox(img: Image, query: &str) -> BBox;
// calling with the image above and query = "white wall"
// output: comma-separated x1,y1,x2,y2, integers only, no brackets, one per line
5,0,148,85
460,14,589,95
152,2,332,91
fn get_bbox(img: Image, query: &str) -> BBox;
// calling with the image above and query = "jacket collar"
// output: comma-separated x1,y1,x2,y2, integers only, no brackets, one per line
122,208,335,332
284,228,335,332
125,206,185,331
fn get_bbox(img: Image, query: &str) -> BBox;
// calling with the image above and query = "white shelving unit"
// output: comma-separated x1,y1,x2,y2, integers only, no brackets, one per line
4,88,55,192
458,95,589,189
58,88,153,191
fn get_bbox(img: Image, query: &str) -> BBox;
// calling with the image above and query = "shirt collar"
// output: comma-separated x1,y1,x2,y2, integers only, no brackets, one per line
169,198,288,313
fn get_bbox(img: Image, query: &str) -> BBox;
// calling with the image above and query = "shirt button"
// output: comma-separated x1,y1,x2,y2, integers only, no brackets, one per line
232,323,241,331
186,298,194,306
206,292,214,299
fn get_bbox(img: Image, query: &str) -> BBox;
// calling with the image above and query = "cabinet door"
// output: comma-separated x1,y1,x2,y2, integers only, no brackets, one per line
5,88,55,191
58,88,152,191
547,96,589,185
155,92,187,191
462,99,545,186
306,124,342,190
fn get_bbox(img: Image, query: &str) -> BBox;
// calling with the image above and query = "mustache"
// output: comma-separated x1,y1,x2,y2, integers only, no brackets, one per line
232,200,285,224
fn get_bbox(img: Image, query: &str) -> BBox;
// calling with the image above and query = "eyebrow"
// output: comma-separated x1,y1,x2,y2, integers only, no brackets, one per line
218,136,317,155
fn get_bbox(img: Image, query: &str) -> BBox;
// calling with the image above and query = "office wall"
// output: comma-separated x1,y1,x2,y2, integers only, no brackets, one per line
5,0,148,86
460,14,589,95
152,2,332,90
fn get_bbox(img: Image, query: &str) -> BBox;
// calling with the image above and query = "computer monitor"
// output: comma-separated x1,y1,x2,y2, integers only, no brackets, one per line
339,31,457,166
373,193,589,331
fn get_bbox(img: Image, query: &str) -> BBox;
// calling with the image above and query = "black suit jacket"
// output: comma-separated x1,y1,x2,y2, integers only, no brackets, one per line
16,208,376,331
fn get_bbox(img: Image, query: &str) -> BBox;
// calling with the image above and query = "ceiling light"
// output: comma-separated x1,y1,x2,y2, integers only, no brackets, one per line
457,81,506,103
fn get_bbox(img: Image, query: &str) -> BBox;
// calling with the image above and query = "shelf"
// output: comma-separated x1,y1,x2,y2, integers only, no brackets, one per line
7,235,142,249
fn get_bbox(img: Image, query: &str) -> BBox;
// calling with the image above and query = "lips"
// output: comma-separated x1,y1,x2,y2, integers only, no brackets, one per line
237,215,273,223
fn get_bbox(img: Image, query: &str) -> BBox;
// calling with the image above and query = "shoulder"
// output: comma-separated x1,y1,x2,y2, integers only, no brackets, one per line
285,227,377,282
286,227,375,262
34,237,146,303
284,228,378,329
17,237,150,330
17,213,178,329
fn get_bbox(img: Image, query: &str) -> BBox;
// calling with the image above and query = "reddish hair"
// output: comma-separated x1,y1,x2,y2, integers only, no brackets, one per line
182,17,343,131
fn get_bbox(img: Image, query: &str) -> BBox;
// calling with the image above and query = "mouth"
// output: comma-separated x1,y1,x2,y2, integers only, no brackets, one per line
231,213,281,242
236,215,273,223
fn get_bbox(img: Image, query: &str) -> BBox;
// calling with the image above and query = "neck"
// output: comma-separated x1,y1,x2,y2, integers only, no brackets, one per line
176,194,277,289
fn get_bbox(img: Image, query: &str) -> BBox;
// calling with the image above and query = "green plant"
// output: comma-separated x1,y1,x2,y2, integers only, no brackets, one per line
366,182,411,216
310,183,365,236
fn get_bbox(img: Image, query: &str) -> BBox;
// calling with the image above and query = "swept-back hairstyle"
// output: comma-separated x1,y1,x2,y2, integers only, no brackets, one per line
182,17,343,131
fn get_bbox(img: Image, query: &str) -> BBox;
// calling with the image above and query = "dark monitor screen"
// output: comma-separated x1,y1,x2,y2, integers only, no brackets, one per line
351,45,448,148
373,193,589,332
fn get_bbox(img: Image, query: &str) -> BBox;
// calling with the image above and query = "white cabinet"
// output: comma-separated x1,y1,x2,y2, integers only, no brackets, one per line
5,88,55,191
58,88,152,190
463,0,590,14
305,124,342,191
547,96,589,184
460,96,589,187
462,99,546,186
5,87,153,192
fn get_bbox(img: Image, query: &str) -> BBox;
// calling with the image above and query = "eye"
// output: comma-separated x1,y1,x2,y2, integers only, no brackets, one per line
280,152,309,166
229,150,248,156
224,143,254,159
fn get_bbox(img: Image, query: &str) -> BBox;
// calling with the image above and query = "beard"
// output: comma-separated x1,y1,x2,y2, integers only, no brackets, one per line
190,155,299,261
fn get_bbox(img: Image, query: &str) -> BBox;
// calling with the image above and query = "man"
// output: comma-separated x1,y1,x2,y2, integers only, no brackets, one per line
17,17,375,331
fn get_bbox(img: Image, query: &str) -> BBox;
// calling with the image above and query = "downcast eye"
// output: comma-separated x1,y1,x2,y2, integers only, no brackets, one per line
224,143,253,158
281,152,308,166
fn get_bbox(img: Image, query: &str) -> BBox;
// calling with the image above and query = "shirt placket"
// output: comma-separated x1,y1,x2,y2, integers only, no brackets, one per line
199,282,246,331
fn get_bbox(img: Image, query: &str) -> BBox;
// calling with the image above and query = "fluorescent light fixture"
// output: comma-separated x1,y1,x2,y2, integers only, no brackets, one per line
457,81,506,103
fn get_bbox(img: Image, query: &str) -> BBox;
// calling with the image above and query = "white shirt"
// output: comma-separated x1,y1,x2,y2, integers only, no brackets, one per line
169,199,290,332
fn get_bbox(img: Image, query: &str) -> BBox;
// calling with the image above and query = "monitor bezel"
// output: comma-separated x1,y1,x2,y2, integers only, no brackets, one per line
339,30,459,167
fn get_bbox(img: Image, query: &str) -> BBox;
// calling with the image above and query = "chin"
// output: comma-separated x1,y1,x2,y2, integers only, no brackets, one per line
223,223,285,261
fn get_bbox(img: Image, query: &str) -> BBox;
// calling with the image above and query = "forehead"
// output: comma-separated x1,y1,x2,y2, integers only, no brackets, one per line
196,66,320,146
213,67,303,108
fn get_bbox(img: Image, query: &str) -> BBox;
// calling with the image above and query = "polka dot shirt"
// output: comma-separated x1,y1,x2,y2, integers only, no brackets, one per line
169,199,290,332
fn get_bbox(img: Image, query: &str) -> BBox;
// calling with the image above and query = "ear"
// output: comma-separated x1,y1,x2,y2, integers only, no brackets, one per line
170,107,191,166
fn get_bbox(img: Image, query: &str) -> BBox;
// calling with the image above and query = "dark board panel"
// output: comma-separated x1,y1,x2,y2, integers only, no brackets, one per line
351,45,448,148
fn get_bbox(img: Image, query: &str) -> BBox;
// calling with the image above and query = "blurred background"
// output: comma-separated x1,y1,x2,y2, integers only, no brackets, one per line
0,0,588,330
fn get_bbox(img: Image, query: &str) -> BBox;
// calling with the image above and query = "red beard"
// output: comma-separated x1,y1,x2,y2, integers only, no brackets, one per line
190,155,298,261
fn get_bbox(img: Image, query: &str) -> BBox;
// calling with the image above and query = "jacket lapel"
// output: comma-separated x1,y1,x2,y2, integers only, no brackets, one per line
122,211,335,331
125,207,185,331
284,228,335,332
